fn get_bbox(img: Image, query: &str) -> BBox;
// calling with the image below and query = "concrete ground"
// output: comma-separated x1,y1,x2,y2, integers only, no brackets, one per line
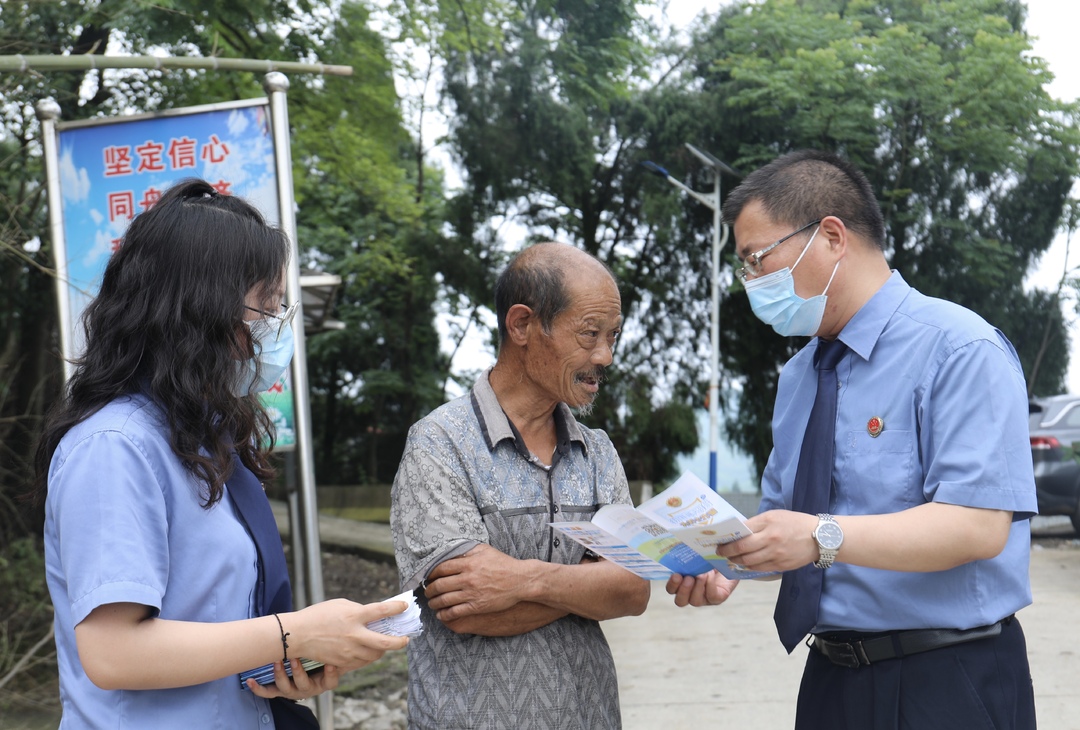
605,517,1080,729
290,506,1079,729
13,506,1070,730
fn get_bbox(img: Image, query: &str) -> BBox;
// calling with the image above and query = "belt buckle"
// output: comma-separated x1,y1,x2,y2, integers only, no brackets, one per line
821,638,870,668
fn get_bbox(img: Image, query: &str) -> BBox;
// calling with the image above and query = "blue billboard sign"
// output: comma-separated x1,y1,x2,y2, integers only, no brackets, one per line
55,99,294,448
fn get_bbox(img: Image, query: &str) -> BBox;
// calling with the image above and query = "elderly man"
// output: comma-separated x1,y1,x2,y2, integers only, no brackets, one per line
391,242,650,729
668,150,1037,730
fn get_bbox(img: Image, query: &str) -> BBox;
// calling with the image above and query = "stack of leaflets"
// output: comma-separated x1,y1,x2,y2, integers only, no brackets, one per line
552,472,777,581
239,657,325,688
364,589,424,637
240,589,423,688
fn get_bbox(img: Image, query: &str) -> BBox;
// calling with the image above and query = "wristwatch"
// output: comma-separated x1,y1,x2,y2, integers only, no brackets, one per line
812,513,844,569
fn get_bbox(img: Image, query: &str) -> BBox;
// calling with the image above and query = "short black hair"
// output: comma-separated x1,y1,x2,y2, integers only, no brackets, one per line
723,149,886,250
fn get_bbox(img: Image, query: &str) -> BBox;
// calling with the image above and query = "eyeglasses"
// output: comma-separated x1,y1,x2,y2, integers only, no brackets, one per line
244,301,299,340
736,219,822,282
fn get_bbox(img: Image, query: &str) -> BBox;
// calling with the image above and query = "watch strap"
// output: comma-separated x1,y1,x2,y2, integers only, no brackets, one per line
813,513,841,569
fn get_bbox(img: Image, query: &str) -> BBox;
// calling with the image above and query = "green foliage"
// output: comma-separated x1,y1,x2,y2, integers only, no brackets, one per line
434,0,1080,482
1,0,446,704
0,1,112,546
594,373,700,482
319,506,391,523
285,1,453,483
437,0,711,481
0,537,55,711
1,0,456,502
2,0,1078,507
643,0,1079,476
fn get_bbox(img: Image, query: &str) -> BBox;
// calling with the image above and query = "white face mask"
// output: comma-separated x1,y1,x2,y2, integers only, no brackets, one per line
234,318,295,395
743,227,840,337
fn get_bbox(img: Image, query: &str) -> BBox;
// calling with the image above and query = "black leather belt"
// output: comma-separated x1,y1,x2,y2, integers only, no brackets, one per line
810,619,1006,668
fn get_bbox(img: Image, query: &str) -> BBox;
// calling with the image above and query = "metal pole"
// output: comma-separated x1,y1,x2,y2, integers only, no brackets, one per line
263,72,333,728
35,99,75,383
285,451,308,612
708,170,721,492
643,149,737,491
1,54,352,76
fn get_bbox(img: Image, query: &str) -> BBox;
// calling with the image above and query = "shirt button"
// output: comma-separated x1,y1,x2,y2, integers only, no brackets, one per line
261,713,271,724
553,538,561,547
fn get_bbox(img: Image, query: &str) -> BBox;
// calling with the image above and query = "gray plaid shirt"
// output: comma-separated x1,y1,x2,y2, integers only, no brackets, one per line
391,370,632,729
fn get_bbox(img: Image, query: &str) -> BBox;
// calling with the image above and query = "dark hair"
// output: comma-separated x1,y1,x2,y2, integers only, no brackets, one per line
494,243,615,345
723,149,886,250
33,178,291,506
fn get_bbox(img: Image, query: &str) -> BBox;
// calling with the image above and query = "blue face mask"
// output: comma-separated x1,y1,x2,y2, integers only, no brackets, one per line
235,318,295,395
743,227,839,337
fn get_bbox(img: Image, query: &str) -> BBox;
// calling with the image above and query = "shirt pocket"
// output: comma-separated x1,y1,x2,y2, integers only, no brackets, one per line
838,429,920,512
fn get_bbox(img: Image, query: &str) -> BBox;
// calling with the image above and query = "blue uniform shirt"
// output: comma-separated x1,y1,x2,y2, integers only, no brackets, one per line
760,272,1037,633
44,393,274,729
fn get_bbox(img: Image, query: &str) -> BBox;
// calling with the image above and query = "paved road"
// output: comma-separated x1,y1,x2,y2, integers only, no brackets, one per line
292,506,1079,729
605,520,1080,729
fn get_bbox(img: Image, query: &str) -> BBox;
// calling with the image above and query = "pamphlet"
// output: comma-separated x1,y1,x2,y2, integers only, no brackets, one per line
240,589,423,688
551,472,775,581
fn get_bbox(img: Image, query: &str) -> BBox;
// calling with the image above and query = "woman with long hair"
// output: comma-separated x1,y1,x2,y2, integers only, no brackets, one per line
33,179,407,728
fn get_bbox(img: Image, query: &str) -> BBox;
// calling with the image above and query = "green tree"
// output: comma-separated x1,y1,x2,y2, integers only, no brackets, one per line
0,0,454,495
641,0,1080,477
0,0,447,706
436,0,1079,486
436,0,711,483
283,1,456,484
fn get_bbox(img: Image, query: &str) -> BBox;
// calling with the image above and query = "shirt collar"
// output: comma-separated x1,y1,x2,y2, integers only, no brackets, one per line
834,270,910,362
470,368,588,455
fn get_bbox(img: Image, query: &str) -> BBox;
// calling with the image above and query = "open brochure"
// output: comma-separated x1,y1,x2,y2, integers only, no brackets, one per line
551,472,776,581
240,589,422,689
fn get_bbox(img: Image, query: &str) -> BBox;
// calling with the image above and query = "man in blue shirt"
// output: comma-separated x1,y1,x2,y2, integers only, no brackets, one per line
667,150,1037,729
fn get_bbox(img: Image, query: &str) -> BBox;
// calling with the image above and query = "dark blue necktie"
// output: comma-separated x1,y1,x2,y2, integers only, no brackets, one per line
774,338,848,653
226,453,293,615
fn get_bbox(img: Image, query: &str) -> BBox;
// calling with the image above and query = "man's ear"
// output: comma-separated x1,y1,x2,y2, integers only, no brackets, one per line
819,215,848,258
504,303,534,346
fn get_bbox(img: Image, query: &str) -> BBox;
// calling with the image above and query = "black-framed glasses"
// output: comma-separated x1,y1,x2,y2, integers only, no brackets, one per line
244,301,299,340
736,219,822,282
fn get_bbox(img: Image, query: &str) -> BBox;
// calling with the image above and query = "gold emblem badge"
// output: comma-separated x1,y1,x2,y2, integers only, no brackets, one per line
867,416,884,438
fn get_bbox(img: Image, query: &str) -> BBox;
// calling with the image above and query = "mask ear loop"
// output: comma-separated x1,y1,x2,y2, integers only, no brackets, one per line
791,225,841,296
790,226,820,272
821,259,841,296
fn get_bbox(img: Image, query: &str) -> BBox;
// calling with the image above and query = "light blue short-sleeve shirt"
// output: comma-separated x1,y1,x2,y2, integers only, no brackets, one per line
760,272,1037,633
44,393,274,729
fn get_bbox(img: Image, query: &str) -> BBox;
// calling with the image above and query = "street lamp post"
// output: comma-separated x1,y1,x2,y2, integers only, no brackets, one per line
642,144,739,492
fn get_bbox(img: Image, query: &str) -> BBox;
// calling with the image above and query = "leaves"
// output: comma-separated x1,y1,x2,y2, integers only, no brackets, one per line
647,0,1079,475
2,0,1078,498
437,0,1080,482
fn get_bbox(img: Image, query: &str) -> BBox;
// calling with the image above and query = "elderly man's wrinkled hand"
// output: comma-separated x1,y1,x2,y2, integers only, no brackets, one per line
425,544,525,622
664,570,738,607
